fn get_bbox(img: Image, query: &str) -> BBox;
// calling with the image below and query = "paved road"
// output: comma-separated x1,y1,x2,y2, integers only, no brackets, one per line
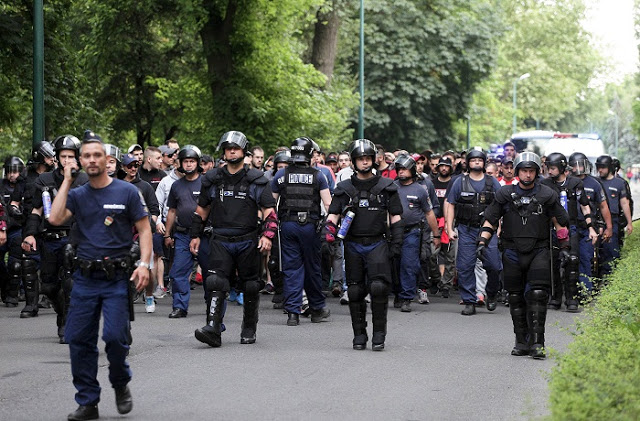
0,290,579,421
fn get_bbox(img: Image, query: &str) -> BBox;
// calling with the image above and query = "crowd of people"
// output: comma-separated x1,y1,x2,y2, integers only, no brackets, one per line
0,132,634,419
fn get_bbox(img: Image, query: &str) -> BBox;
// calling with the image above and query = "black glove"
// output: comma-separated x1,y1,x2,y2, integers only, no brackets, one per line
559,249,570,267
476,239,487,260
390,220,405,258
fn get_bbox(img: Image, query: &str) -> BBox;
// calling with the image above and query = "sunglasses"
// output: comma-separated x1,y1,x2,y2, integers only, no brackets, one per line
126,162,140,169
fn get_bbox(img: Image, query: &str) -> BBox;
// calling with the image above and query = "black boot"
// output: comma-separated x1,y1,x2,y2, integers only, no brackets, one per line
195,291,226,347
55,289,67,344
526,289,548,359
68,404,99,420
20,290,39,318
370,300,388,351
114,385,133,414
287,312,299,326
241,294,259,344
349,301,368,350
508,293,530,356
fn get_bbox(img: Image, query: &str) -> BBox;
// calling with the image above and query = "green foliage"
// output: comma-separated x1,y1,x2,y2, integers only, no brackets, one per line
549,221,640,420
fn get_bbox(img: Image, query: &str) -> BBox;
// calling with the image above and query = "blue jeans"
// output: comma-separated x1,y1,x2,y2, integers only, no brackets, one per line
600,221,619,277
281,221,325,314
169,232,210,311
456,224,501,303
398,229,421,300
66,271,131,406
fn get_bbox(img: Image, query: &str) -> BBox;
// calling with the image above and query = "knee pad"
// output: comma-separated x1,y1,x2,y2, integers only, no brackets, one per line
525,288,549,304
22,258,39,282
204,270,230,293
8,261,21,279
40,282,60,300
347,283,367,302
508,292,526,308
243,280,263,296
369,280,389,298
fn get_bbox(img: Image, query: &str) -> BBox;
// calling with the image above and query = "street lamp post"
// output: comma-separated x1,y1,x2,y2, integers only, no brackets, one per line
357,0,364,139
512,73,530,134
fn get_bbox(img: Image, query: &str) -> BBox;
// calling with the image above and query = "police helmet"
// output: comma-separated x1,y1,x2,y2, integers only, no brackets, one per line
568,152,591,175
3,156,25,174
217,131,249,153
545,152,567,173
514,152,542,173
32,140,55,164
612,156,621,173
595,154,613,173
53,135,81,160
273,150,292,165
178,145,203,174
104,144,121,163
290,137,314,164
465,148,486,167
394,153,417,176
349,139,377,161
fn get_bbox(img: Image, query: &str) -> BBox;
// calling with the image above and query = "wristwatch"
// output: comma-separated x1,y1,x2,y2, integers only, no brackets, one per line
135,260,151,269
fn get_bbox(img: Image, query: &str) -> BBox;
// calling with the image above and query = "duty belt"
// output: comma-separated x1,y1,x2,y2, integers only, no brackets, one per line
281,211,316,225
404,223,420,233
42,230,69,240
347,235,385,246
77,257,131,279
211,230,257,243
175,225,189,233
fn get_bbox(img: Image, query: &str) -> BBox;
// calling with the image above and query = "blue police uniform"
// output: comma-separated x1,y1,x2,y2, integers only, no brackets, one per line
64,179,147,406
576,175,607,289
599,176,628,276
272,166,329,315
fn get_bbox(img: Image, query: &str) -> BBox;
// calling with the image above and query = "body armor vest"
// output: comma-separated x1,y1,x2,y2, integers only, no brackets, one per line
339,176,395,237
501,184,552,253
455,175,494,227
542,176,581,224
206,167,263,232
280,166,321,218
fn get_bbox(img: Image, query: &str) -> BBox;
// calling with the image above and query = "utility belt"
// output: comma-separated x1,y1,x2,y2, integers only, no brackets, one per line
41,230,69,241
77,256,132,279
347,234,385,246
456,220,482,228
175,225,189,233
501,239,548,250
404,223,420,233
211,230,257,243
280,211,317,225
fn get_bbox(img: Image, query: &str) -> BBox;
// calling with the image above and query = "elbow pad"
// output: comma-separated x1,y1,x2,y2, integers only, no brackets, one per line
390,220,405,246
23,214,42,238
189,213,205,238
261,210,278,240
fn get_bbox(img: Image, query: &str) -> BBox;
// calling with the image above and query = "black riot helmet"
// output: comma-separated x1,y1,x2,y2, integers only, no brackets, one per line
177,145,203,174
104,144,121,163
217,131,249,164
545,152,567,179
290,137,314,164
612,156,621,173
568,152,591,176
273,150,291,165
595,154,613,175
3,156,25,181
53,135,81,161
32,140,55,169
394,153,417,180
513,152,542,186
465,149,486,172
349,139,377,174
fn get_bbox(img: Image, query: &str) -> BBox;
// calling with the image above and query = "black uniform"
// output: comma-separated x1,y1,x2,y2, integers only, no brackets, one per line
484,182,569,358
541,175,591,309
0,179,26,306
328,174,403,350
193,165,276,347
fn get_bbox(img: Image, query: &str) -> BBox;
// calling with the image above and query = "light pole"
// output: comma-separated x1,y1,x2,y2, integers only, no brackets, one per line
608,109,619,156
512,73,530,134
357,0,364,139
33,0,44,150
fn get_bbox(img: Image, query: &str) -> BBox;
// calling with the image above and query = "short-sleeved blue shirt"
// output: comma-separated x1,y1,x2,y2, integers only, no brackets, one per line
167,176,201,229
394,180,432,226
67,179,148,260
578,175,607,221
599,176,627,215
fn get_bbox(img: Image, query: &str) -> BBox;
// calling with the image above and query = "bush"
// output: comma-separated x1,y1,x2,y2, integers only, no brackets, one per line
549,221,640,420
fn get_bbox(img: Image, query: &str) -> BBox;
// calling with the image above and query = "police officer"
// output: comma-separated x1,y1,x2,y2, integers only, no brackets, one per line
272,137,332,326
267,149,291,309
541,153,598,311
325,139,403,351
612,156,633,248
104,144,122,178
191,131,276,347
445,149,502,315
596,154,633,276
393,154,439,312
568,152,613,289
0,157,26,306
163,145,210,318
21,135,89,342
48,135,151,420
478,152,569,359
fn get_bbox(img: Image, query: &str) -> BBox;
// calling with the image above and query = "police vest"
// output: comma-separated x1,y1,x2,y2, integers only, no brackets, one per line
336,176,396,237
38,170,88,231
500,184,553,253
455,175,495,227
205,166,267,232
279,166,321,219
541,176,581,224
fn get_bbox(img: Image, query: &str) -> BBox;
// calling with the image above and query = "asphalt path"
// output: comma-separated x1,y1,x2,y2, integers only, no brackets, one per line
0,289,580,421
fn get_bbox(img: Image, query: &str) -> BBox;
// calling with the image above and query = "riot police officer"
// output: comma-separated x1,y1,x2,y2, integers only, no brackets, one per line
325,139,403,351
191,131,277,347
612,156,633,248
541,153,598,311
479,152,569,359
445,149,502,315
271,137,332,326
104,144,122,178
21,135,89,342
596,154,633,276
0,156,26,306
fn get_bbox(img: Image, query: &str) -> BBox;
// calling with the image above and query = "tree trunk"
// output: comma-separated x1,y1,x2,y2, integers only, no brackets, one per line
200,0,238,100
310,2,340,86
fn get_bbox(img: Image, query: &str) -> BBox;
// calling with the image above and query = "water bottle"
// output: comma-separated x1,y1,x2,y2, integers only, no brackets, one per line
337,211,355,239
559,190,568,211
42,188,52,219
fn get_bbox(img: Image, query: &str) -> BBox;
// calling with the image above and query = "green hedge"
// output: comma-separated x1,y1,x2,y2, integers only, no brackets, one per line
549,221,640,420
